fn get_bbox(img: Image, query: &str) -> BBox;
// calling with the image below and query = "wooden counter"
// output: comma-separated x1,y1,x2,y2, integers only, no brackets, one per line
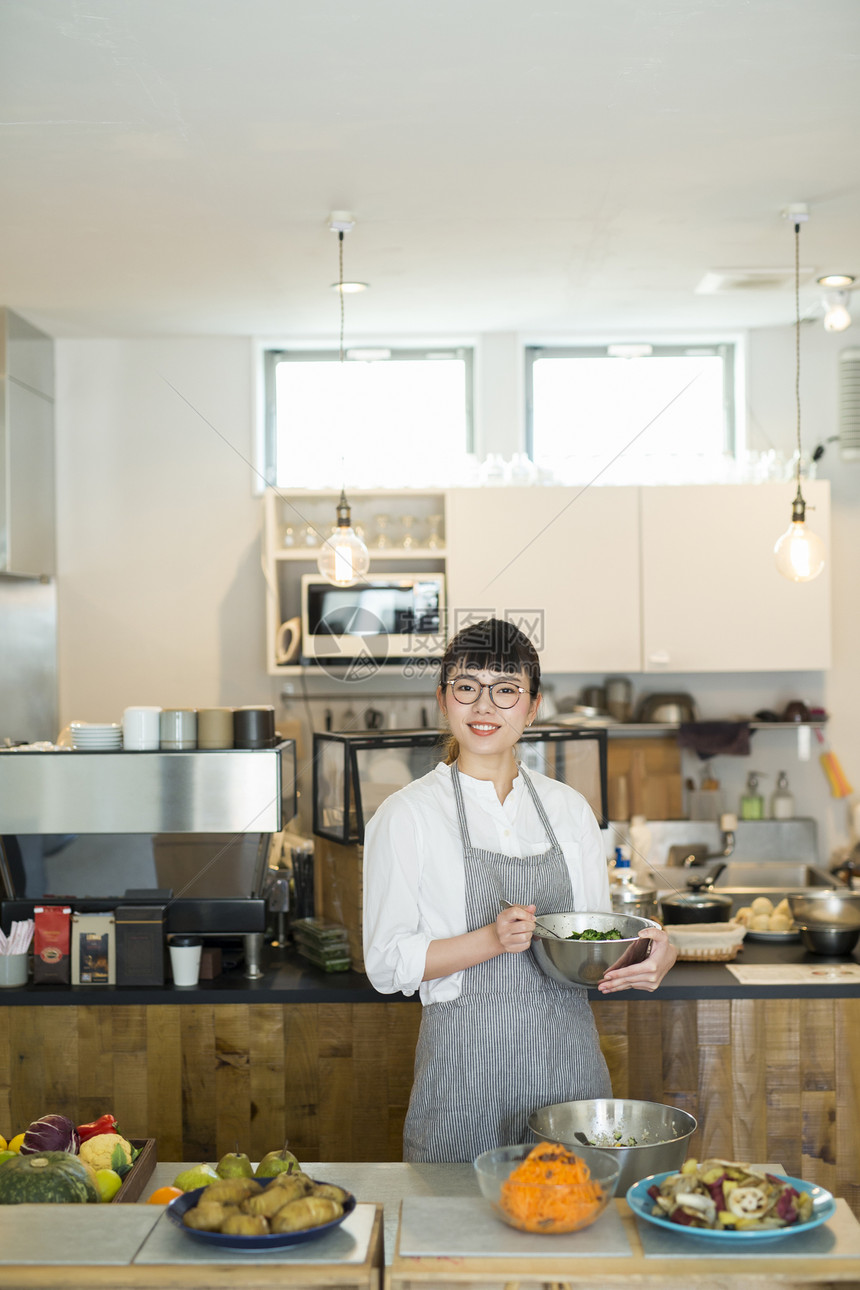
1,945,858,1219
387,1198,860,1289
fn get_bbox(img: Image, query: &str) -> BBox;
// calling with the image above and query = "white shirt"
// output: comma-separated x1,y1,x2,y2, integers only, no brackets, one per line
362,761,611,1004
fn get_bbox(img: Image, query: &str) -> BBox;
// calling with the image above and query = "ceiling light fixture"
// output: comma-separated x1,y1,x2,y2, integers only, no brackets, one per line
817,273,855,290
773,207,826,583
316,213,371,589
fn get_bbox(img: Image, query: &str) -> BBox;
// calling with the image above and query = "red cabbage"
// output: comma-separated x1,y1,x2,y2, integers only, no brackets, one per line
19,1114,80,1156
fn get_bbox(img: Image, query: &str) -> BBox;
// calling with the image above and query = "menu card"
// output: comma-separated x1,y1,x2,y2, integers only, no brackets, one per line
727,962,860,985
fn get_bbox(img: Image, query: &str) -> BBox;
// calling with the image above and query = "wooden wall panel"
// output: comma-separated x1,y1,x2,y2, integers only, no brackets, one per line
730,999,767,1164
248,1004,287,1163
836,999,860,1217
180,1004,216,1161
0,997,858,1220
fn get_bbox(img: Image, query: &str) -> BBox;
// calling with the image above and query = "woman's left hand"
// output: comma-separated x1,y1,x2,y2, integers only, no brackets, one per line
596,927,677,994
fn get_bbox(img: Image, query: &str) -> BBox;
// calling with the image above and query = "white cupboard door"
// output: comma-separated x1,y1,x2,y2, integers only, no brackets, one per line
641,481,831,672
445,487,641,673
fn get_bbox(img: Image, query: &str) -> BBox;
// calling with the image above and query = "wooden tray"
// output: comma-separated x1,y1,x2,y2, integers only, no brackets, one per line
114,1138,157,1203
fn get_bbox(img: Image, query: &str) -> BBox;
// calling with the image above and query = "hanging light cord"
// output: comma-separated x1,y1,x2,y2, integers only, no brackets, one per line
338,230,345,364
799,219,804,490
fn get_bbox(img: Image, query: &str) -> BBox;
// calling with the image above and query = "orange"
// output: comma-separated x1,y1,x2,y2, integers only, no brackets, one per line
147,1185,184,1204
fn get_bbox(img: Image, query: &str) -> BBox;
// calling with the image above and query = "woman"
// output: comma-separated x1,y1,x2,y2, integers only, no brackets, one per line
362,618,676,1163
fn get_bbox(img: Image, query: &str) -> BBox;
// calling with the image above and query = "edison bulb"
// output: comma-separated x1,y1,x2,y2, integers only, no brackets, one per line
773,520,826,582
316,526,370,587
823,292,852,333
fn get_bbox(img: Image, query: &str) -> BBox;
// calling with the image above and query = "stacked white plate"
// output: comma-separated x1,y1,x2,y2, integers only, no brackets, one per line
70,721,123,750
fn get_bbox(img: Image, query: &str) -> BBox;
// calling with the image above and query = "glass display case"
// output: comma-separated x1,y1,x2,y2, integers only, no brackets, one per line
312,726,608,845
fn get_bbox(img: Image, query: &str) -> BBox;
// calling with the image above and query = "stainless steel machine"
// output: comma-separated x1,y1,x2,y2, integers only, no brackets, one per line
0,742,297,978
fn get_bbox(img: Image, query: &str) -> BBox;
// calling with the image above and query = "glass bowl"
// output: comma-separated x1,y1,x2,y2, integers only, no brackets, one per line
473,1143,620,1234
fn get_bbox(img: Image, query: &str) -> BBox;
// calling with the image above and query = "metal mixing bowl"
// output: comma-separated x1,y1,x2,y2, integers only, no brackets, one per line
530,911,661,987
797,923,860,956
788,889,860,930
528,1097,698,1194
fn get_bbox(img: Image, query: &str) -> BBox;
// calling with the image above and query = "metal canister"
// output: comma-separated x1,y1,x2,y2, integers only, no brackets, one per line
610,876,659,921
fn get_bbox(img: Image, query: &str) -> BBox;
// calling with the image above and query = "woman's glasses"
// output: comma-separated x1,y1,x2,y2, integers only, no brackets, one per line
446,677,526,709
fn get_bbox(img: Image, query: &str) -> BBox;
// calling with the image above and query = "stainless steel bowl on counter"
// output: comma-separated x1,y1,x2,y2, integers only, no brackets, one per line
529,911,660,987
797,923,860,956
528,1097,698,1194
788,889,860,930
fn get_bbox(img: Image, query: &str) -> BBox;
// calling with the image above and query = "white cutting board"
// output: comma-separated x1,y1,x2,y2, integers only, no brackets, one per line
398,1196,632,1258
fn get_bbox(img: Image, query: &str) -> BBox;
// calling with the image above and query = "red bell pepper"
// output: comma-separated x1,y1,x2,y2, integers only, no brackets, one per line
76,1113,119,1142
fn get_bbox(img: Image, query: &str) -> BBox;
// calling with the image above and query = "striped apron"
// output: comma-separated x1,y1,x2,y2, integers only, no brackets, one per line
403,763,611,1163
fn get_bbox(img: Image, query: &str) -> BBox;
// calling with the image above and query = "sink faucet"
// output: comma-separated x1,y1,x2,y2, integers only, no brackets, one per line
678,813,737,868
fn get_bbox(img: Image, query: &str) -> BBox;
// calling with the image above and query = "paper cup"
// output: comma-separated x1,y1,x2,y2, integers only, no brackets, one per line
169,936,202,987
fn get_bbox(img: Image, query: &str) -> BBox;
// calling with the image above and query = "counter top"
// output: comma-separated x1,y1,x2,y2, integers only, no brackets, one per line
136,1162,860,1287
1,939,858,1006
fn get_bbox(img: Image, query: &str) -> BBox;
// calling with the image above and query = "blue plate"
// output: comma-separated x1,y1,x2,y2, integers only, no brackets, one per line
626,1170,836,1242
166,1178,356,1252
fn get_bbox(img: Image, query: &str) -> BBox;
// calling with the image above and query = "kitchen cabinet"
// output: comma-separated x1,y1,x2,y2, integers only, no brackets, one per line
446,482,831,673
263,482,831,676
0,309,55,577
263,488,446,674
640,480,831,672
444,486,641,673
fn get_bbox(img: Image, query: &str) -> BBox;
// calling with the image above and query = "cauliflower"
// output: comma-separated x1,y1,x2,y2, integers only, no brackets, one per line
79,1133,134,1172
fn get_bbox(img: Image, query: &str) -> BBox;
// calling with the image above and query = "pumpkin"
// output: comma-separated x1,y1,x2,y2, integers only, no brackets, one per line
0,1151,100,1204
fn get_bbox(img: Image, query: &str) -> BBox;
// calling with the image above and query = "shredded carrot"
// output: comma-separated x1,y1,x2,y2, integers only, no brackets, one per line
499,1142,605,1234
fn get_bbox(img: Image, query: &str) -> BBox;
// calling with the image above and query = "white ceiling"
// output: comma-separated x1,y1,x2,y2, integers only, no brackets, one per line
3,0,860,340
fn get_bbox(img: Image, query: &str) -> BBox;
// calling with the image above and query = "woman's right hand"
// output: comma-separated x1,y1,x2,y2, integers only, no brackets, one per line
494,902,536,954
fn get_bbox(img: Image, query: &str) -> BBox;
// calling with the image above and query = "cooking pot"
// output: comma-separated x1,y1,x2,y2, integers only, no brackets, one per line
636,692,699,724
659,890,733,924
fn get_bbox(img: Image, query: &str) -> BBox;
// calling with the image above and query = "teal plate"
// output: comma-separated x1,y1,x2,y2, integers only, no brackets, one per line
627,1171,836,1242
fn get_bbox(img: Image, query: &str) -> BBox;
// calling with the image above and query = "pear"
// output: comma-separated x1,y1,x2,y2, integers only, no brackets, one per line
216,1150,253,1179
255,1146,301,1178
173,1163,220,1192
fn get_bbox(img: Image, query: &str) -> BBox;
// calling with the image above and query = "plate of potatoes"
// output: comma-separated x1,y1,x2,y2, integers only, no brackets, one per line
166,1173,356,1250
733,896,800,941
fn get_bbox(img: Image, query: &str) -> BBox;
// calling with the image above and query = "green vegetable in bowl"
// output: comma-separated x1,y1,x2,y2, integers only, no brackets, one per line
564,928,623,941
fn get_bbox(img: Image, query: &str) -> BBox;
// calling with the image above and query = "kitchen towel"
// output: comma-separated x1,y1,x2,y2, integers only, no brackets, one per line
677,721,751,759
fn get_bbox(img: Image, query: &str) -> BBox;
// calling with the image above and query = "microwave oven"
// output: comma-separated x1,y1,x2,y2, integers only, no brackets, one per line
300,572,446,664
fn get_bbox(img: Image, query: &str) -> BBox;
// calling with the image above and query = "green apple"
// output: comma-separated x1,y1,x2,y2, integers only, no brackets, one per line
254,1147,300,1178
173,1163,220,1192
216,1150,253,1179
0,1150,16,1168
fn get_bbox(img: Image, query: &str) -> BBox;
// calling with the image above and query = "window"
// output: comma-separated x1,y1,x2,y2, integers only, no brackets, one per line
526,343,737,485
264,347,474,489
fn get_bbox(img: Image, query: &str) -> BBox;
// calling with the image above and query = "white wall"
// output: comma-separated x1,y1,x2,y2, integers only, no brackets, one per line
54,325,860,860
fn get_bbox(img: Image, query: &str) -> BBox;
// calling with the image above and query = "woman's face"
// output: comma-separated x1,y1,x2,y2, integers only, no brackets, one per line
437,665,541,762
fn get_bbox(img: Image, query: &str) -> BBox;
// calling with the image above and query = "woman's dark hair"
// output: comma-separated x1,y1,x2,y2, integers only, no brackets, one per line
438,618,541,763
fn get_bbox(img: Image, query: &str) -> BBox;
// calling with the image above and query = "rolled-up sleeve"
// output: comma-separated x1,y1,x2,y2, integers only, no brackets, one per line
362,795,432,996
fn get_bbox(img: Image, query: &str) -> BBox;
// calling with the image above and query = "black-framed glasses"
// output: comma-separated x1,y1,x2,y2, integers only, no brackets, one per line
446,677,526,709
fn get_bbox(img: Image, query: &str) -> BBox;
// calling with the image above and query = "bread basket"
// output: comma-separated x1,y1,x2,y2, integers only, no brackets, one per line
665,921,747,962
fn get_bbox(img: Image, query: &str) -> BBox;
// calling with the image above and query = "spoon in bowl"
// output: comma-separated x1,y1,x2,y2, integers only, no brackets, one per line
499,898,569,941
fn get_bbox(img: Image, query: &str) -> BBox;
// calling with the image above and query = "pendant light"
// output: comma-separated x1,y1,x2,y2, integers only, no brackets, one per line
773,213,826,583
316,214,370,588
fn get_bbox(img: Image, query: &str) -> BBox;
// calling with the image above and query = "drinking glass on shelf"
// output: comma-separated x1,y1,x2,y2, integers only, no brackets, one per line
400,515,416,549
374,514,391,549
301,523,318,548
426,515,444,550
282,524,296,548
